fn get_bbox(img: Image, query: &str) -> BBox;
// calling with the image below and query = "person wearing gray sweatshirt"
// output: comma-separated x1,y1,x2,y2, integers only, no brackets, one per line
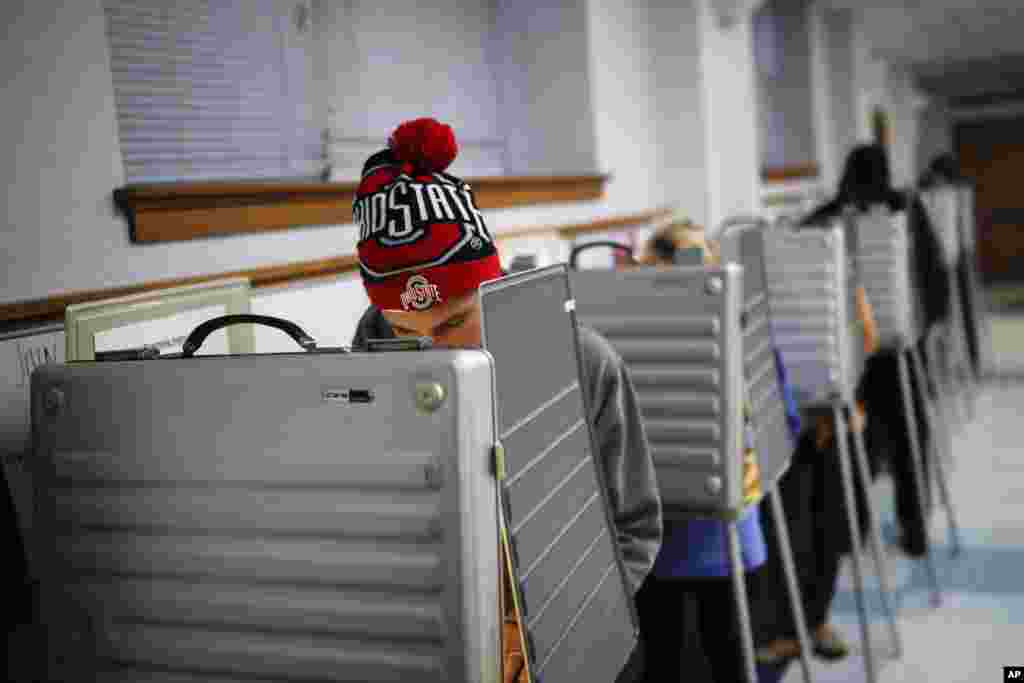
347,117,662,683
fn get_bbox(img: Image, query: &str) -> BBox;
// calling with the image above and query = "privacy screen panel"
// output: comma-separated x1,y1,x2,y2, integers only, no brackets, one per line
32,351,500,682
763,223,862,406
851,206,916,348
479,265,637,683
570,265,747,519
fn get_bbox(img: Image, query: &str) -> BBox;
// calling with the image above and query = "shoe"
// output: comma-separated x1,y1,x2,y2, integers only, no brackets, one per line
755,639,802,664
813,624,850,661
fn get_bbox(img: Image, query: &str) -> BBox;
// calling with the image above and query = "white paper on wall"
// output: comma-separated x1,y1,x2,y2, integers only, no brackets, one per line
93,304,229,356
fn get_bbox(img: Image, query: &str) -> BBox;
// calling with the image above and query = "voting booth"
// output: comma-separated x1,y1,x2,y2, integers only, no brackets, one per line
920,184,977,425
761,217,900,682
30,266,637,683
762,221,865,407
571,264,748,519
849,206,918,349
569,241,816,683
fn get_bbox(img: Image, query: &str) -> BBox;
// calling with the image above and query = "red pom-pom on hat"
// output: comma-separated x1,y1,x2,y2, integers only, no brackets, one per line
388,118,458,175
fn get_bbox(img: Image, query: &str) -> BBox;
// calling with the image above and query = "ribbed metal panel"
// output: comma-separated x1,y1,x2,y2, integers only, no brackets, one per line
763,223,862,406
32,352,500,682
851,206,916,347
571,266,745,519
722,223,794,487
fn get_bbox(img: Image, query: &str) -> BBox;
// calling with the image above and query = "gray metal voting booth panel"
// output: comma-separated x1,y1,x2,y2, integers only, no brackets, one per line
851,207,917,348
31,352,502,682
719,222,797,491
569,265,747,519
763,223,865,406
479,265,638,683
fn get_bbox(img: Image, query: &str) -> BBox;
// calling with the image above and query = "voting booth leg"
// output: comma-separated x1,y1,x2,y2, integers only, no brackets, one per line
832,403,878,683
953,287,979,422
928,332,958,474
937,329,968,434
910,346,963,560
727,521,759,683
951,328,974,427
897,350,943,606
849,418,903,660
768,489,815,683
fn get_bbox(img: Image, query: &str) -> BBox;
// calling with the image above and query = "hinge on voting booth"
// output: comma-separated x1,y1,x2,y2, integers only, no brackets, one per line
492,442,507,481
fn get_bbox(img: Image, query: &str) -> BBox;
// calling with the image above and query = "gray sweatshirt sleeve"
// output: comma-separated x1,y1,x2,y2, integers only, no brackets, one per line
576,326,663,595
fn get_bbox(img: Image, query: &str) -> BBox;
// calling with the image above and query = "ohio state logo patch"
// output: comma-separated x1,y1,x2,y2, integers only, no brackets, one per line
400,274,443,311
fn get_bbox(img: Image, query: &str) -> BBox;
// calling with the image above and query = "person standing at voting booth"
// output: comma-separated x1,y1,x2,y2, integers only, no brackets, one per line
802,144,950,558
347,118,663,683
634,221,770,683
640,220,874,671
755,241,883,668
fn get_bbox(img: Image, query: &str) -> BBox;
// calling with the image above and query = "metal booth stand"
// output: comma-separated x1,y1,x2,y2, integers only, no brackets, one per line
955,183,995,381
30,268,640,683
761,219,895,683
568,240,815,683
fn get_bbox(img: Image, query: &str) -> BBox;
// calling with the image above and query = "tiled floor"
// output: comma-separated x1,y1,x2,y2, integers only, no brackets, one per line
781,316,1024,683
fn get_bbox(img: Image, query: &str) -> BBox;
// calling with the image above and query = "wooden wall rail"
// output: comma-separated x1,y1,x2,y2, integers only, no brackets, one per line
115,174,609,243
0,206,674,327
761,162,819,183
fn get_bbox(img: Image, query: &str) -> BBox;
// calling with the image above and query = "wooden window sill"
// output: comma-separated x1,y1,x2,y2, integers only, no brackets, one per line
761,163,819,184
114,174,610,244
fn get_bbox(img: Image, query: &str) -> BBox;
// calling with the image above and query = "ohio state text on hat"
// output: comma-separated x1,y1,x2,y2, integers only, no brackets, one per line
354,118,503,312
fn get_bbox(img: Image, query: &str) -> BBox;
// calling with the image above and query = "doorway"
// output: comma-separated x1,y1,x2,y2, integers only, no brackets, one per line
956,117,1024,283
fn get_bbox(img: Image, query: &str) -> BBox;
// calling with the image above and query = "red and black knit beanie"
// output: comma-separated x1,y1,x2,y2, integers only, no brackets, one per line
354,118,503,312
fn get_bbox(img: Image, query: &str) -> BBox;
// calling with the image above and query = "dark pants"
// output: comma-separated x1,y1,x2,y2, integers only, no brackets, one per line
750,433,838,644
750,410,888,646
636,569,760,683
859,347,933,553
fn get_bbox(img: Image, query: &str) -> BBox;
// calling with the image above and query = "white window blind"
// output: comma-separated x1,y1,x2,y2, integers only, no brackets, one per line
103,0,323,183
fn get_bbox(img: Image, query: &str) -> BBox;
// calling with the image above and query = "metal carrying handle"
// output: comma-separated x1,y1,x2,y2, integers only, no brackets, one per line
568,241,636,269
717,215,768,240
181,314,317,358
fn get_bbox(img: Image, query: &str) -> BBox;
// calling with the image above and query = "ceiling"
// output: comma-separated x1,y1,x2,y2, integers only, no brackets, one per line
818,0,1024,101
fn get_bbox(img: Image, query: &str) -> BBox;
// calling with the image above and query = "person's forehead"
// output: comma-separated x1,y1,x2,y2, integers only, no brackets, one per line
382,293,479,328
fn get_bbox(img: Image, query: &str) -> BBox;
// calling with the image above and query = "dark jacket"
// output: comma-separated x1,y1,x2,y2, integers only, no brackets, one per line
351,305,663,595
802,144,951,334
